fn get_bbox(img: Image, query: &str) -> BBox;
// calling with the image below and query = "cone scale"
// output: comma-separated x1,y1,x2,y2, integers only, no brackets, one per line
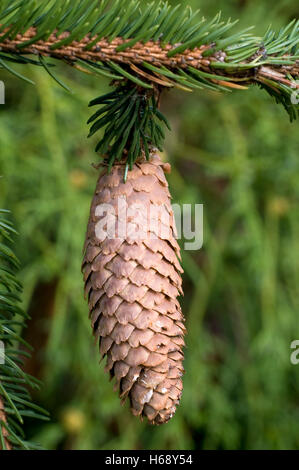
82,152,185,424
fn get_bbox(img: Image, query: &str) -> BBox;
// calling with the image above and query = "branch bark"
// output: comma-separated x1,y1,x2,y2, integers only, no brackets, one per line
0,28,298,90
0,395,12,450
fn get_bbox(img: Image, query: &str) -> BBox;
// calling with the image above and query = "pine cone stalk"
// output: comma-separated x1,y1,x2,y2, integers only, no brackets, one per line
82,151,185,424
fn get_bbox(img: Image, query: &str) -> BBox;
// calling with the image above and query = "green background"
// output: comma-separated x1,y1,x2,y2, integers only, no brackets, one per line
0,0,299,450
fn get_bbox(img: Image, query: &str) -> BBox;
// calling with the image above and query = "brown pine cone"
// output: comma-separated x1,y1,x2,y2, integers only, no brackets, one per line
82,151,185,424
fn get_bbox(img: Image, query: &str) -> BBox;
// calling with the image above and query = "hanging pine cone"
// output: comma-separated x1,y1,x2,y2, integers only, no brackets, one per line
82,151,185,424
0,396,11,450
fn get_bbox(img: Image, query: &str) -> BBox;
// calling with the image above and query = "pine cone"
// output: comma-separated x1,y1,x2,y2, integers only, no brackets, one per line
82,151,185,424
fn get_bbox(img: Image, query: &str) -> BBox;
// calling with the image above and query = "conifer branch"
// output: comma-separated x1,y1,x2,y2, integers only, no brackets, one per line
1,28,298,91
0,0,298,167
0,396,11,450
0,209,49,450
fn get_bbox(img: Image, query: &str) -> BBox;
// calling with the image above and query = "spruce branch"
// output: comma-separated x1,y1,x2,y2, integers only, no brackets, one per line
0,2,298,99
2,29,298,92
0,0,298,166
0,396,11,450
0,209,49,450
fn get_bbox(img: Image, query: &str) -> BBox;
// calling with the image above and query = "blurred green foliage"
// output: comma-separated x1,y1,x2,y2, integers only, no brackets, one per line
0,0,298,450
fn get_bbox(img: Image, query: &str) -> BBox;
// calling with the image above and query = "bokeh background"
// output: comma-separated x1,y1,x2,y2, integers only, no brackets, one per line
0,0,299,450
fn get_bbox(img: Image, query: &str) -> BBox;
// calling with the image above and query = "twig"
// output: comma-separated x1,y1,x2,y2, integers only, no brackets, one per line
0,395,12,450
0,28,298,89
